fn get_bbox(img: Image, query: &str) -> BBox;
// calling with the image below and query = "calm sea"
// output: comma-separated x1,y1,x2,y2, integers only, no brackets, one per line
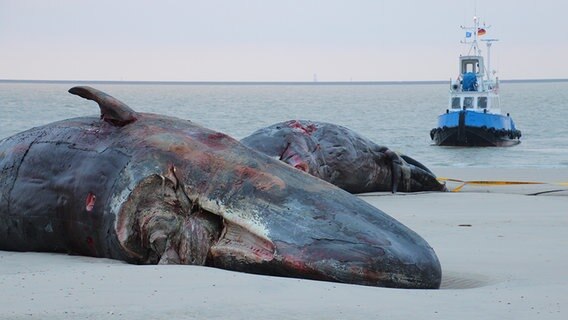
1,81,567,168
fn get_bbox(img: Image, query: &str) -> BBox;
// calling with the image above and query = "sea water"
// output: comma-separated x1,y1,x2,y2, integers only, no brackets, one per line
1,81,567,168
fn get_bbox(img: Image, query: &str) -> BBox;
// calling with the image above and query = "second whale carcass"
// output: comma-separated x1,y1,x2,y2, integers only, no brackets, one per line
0,87,442,289
242,120,447,193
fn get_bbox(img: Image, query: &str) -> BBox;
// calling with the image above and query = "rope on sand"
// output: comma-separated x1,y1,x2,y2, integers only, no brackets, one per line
437,177,568,192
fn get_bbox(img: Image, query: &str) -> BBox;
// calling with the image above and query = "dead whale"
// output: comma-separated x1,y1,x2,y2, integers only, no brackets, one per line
0,87,441,288
241,120,447,193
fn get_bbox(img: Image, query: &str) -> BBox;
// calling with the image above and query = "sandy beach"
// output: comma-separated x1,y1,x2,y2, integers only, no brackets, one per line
1,167,566,319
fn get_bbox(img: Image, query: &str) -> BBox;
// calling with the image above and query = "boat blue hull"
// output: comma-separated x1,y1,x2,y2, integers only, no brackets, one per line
430,110,521,147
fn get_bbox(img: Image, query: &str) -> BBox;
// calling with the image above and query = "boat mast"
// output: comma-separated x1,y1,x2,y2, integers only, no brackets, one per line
473,16,480,56
460,16,482,56
461,15,499,82
482,39,499,81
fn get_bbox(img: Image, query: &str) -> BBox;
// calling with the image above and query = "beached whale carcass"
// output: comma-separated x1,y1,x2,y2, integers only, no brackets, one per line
0,87,441,289
241,120,447,193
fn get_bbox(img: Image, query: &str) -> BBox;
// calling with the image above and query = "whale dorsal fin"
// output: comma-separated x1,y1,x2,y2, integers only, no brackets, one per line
69,86,138,126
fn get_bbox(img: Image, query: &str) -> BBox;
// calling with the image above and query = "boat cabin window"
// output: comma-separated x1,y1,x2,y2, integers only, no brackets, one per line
462,59,480,74
464,97,474,109
451,97,461,109
478,97,488,109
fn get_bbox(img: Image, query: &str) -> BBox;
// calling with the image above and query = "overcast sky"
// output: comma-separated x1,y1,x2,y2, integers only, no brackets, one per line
1,0,566,81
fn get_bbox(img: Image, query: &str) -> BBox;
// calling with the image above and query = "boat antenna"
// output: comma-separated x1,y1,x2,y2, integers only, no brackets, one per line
474,0,478,18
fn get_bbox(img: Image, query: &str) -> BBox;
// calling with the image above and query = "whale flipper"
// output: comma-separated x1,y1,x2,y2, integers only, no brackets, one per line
69,86,138,126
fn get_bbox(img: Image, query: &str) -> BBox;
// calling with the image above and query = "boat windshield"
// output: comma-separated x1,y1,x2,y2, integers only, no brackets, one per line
478,97,487,109
464,97,474,109
451,97,460,109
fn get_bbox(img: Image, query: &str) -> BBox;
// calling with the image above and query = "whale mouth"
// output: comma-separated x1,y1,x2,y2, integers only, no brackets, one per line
210,221,276,265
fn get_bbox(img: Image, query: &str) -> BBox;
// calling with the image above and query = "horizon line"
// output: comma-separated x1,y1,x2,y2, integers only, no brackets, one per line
1,78,568,86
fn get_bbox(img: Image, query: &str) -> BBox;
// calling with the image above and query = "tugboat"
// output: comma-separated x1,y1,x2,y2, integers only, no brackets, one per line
430,16,521,147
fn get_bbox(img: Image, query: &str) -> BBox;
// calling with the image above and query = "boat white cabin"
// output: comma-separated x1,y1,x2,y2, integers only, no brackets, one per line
449,44,501,115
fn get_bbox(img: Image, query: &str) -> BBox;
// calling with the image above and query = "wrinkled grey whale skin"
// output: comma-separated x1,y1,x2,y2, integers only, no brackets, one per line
0,87,441,289
241,120,447,193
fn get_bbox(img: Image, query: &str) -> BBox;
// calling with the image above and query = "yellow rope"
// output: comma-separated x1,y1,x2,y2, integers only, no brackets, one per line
437,177,568,192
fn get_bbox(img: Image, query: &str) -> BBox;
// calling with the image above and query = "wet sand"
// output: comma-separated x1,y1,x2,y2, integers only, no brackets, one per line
1,168,566,319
